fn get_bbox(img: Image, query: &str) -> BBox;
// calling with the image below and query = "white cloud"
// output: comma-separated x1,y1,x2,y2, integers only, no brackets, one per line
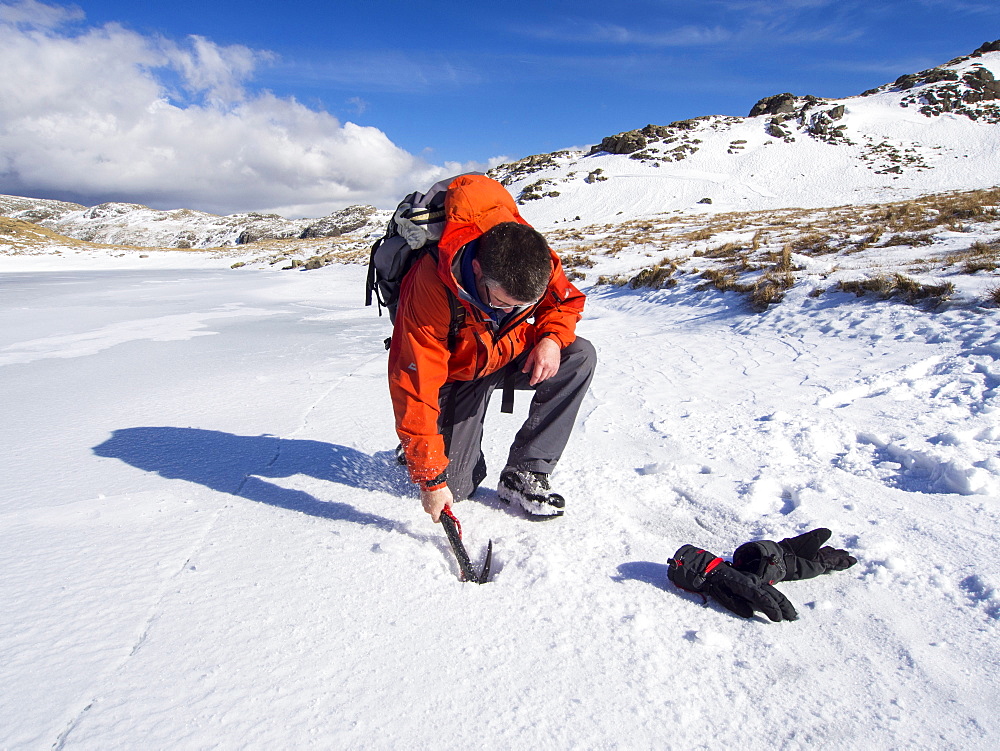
346,97,369,116
0,0,82,27
525,20,733,47
162,34,264,106
0,1,461,216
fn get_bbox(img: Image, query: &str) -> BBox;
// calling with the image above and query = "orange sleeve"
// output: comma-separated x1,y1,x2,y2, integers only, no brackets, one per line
531,250,585,349
387,257,454,486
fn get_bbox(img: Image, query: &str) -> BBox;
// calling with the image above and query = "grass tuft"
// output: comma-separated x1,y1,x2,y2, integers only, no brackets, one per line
837,273,954,305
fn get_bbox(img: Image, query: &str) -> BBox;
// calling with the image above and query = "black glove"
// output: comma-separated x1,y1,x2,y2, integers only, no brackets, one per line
732,528,857,584
667,544,798,622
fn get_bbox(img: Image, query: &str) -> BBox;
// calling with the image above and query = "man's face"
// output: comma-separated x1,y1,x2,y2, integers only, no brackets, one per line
472,258,535,310
483,280,528,311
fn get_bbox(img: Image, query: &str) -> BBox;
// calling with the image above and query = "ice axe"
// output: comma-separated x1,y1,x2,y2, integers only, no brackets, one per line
440,505,492,584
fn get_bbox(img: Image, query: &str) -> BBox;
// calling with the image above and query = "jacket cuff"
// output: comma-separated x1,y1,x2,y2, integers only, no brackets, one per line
536,330,565,348
420,470,449,492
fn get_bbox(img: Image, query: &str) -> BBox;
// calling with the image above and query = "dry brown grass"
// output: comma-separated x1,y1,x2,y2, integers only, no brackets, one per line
881,232,936,247
579,187,999,311
701,242,744,259
562,252,596,269
943,238,1000,273
700,268,739,290
837,273,955,305
681,228,714,242
627,259,679,289
789,233,836,255
964,257,1000,273
1,216,110,251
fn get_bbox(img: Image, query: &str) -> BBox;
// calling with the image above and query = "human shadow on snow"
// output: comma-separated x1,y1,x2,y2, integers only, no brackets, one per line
93,426,412,533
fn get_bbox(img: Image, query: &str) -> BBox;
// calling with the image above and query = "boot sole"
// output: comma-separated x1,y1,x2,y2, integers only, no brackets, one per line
498,489,565,520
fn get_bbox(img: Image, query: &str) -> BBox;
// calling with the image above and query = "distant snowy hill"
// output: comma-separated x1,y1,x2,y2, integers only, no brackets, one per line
0,194,383,250
1,40,998,250
496,40,1000,225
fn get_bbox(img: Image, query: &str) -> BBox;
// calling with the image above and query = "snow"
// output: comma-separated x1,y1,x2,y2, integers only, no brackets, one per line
2,253,998,749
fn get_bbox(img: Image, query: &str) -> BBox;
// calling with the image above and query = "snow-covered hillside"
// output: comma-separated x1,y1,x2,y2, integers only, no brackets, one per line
0,193,384,250
2,41,999,253
494,40,1000,225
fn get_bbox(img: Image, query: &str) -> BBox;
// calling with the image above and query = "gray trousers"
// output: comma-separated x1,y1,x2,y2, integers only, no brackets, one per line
437,337,596,500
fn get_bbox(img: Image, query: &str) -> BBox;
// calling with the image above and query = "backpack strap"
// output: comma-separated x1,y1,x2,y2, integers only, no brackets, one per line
383,258,466,353
365,237,381,311
500,368,516,414
446,290,466,352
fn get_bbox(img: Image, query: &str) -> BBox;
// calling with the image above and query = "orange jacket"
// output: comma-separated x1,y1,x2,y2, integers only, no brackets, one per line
388,174,585,487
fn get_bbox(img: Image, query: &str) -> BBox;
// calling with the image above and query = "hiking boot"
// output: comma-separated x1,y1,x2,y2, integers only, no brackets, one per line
498,470,565,519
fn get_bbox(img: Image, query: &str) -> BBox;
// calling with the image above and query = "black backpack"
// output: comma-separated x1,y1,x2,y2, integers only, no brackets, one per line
365,173,479,349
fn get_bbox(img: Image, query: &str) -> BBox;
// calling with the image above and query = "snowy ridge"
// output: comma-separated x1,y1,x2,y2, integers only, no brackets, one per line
0,195,384,249
2,42,999,254
496,42,1000,226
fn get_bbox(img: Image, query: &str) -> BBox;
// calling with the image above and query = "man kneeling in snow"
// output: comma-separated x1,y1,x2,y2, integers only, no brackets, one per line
389,175,596,522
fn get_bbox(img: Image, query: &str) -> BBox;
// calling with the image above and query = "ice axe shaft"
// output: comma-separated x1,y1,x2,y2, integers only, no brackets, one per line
440,505,492,584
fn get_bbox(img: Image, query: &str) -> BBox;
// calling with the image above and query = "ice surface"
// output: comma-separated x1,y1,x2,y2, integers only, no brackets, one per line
1,262,997,749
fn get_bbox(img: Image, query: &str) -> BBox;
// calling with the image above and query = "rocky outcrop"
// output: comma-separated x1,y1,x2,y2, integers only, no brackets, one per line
892,67,959,91
973,40,1000,56
587,120,709,165
0,194,85,224
747,93,849,144
592,131,648,155
590,122,704,156
748,93,798,117
959,67,1000,100
807,105,851,143
299,205,376,238
487,151,572,185
899,64,1000,122
855,40,1000,123
0,195,382,249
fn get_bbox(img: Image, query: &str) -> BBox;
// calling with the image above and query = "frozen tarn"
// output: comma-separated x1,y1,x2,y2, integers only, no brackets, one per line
1,265,998,750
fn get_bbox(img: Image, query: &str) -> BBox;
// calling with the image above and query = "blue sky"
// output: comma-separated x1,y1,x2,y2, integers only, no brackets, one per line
1,0,998,215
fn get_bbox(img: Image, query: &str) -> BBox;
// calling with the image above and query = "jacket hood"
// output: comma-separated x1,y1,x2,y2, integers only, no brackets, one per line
436,174,531,293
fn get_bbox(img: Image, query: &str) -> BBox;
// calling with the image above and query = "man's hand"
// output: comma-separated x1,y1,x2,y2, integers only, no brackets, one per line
421,485,453,522
523,336,561,386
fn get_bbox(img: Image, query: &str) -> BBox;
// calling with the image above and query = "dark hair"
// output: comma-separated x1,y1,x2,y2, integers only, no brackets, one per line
477,222,551,302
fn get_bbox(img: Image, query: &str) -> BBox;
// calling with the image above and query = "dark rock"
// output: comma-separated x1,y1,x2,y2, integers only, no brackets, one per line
922,68,960,84
895,68,959,91
965,67,995,85
640,124,675,139
972,40,1000,56
748,93,797,117
299,205,376,239
592,131,648,154
766,120,789,138
666,118,703,130
83,202,148,219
